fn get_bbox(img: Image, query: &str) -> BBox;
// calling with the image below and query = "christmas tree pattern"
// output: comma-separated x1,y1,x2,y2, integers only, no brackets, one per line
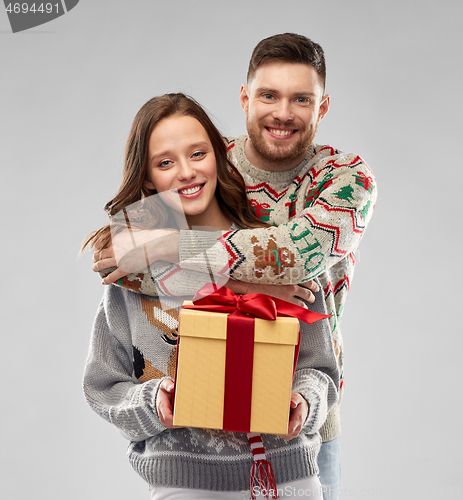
333,185,355,204
305,173,334,208
358,200,371,219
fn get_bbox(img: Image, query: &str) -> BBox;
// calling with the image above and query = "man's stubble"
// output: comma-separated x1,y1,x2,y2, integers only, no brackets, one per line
246,118,318,166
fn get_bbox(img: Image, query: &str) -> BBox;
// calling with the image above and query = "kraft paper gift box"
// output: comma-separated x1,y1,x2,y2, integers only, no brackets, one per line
172,290,302,435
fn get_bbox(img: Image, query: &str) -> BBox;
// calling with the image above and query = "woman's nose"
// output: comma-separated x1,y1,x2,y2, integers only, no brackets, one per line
177,159,196,180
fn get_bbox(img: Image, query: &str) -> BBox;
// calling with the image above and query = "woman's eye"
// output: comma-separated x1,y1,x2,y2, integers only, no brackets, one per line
159,160,172,167
192,151,206,159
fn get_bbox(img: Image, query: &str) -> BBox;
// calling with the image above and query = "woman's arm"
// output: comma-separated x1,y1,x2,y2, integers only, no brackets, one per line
83,286,173,442
290,282,340,436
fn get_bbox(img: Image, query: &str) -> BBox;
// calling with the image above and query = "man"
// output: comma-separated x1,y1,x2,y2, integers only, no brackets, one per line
94,33,376,499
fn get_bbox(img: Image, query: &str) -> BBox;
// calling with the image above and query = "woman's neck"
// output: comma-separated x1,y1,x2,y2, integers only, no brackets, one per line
174,198,231,231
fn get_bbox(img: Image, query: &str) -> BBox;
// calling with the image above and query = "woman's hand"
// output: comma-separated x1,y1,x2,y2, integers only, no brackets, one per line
278,393,309,440
156,379,179,429
225,280,320,307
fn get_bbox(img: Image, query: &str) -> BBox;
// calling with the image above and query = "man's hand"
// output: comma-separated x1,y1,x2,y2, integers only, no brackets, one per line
92,244,126,284
225,280,319,307
92,228,179,284
156,379,180,429
278,393,309,440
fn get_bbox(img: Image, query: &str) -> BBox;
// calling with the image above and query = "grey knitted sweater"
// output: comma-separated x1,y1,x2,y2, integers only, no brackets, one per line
83,283,339,491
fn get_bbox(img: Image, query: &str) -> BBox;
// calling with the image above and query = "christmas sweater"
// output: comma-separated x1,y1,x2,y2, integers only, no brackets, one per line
101,136,376,441
83,284,339,491
178,136,377,440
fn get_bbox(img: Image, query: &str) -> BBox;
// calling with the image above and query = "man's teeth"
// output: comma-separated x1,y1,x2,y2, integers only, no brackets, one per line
268,128,293,136
179,185,202,195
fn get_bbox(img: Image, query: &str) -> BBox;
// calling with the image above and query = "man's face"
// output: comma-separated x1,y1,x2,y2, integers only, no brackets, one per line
240,62,330,170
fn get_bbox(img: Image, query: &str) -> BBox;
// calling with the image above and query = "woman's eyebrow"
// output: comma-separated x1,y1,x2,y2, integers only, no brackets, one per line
188,141,210,149
150,142,210,163
150,150,172,163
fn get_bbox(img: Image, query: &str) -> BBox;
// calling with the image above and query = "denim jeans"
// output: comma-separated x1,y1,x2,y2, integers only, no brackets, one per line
317,437,341,500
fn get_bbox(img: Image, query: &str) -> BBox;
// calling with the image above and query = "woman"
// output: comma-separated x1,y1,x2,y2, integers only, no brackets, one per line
82,93,338,499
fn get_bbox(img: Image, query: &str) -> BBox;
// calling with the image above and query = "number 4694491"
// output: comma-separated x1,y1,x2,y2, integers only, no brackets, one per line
5,3,60,14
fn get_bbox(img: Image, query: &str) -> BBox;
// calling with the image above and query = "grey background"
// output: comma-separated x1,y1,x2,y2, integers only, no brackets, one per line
1,1,462,499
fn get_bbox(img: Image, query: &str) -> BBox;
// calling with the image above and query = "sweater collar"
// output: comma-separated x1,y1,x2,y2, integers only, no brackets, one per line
232,134,317,183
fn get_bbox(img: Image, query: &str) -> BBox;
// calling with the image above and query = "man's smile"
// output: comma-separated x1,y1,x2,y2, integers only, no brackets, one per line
266,127,297,138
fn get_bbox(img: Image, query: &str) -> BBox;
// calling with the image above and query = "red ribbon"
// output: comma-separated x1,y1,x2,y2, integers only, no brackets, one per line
186,283,330,325
181,284,331,433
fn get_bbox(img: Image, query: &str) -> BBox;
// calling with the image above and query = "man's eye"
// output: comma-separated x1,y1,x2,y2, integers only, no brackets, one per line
263,94,274,100
296,97,309,104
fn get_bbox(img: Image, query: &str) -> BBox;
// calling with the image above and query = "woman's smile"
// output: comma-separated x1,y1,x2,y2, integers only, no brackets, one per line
177,183,205,197
144,114,229,229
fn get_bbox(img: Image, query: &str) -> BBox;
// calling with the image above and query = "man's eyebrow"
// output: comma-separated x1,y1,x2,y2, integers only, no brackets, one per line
255,87,317,98
255,87,279,95
294,91,317,98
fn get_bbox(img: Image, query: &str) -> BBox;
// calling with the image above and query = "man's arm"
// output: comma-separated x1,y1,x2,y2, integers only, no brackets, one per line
180,155,376,284
94,230,322,305
94,153,376,286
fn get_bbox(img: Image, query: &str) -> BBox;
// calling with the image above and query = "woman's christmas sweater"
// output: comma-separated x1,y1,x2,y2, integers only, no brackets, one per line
103,135,376,441
83,284,339,490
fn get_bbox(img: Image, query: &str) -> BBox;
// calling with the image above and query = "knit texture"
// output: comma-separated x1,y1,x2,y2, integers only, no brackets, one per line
83,283,339,490
100,136,376,442
178,136,377,441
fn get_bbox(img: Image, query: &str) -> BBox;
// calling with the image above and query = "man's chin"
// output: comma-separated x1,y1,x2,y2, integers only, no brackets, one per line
255,140,307,163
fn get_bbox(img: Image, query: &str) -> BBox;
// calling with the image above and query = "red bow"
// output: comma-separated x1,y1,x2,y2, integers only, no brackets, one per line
184,283,330,324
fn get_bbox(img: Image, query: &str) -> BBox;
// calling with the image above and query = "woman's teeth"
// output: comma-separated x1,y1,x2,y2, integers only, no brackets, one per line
179,185,202,195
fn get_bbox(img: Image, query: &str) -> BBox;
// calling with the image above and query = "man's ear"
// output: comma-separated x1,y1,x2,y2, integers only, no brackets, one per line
318,94,330,122
239,84,250,116
144,178,156,190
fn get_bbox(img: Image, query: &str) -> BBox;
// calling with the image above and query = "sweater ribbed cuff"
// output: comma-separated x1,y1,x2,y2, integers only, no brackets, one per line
319,400,341,442
179,230,223,260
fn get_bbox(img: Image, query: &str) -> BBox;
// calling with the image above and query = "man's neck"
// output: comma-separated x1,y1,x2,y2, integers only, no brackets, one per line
244,137,307,172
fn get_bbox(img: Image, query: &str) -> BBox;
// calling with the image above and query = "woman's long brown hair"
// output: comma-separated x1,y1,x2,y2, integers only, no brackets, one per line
81,93,266,253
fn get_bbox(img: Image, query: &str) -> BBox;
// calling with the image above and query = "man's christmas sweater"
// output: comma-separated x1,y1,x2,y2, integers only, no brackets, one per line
108,135,376,442
178,136,376,441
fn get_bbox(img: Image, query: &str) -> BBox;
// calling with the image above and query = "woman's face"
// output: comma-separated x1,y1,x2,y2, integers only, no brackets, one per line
144,114,221,226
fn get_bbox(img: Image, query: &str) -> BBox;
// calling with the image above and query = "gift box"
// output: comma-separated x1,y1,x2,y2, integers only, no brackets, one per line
172,285,329,435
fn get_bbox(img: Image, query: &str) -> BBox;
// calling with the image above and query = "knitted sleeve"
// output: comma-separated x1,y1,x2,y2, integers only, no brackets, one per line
290,281,339,434
83,286,168,442
179,155,376,284
99,257,227,299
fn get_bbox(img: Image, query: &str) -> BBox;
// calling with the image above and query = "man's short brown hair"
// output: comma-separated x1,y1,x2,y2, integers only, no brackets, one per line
247,33,326,89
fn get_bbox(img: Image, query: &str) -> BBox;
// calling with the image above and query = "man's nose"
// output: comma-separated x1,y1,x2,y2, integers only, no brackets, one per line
272,99,293,122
